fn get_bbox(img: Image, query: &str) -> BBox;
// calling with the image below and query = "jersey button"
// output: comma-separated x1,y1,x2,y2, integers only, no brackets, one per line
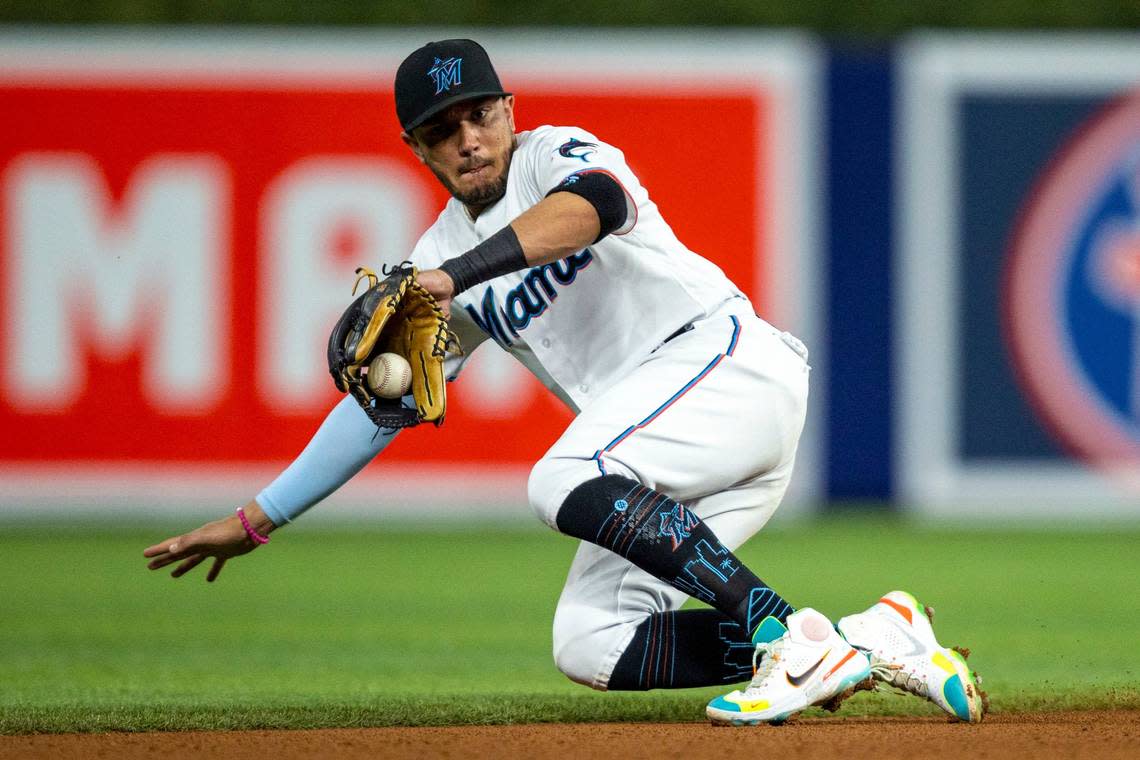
579,384,590,393
541,338,552,348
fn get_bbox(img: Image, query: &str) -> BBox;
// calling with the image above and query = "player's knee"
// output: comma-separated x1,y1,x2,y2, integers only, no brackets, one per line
527,455,597,529
553,638,603,690
551,611,610,690
553,473,647,542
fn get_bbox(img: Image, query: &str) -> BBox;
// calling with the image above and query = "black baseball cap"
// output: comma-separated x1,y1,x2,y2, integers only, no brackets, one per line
395,39,511,133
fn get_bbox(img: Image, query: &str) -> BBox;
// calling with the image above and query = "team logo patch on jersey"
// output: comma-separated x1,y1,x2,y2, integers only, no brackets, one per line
1004,93,1140,478
557,137,597,163
427,56,462,95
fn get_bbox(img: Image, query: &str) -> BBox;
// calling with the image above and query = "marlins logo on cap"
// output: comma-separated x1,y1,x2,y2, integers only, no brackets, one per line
428,57,462,94
394,39,511,132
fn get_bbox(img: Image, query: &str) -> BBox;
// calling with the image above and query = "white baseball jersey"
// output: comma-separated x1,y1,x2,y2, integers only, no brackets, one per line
409,125,745,411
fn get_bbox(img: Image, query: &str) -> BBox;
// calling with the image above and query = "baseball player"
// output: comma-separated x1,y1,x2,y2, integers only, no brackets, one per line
144,39,985,725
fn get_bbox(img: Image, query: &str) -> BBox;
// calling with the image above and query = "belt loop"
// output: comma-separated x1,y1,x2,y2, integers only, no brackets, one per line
779,331,809,363
652,321,695,354
664,322,694,344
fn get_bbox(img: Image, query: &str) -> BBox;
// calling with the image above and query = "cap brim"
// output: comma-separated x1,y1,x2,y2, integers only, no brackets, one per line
402,90,512,132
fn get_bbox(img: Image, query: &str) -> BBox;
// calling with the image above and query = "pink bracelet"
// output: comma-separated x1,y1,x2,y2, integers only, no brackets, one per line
236,507,271,545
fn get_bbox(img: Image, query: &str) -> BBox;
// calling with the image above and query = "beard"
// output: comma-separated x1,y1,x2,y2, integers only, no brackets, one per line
438,165,509,209
432,136,516,212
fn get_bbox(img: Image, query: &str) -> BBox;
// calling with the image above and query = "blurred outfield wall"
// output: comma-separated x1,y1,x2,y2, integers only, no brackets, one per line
895,35,1140,518
2,1,1139,33
0,29,1138,521
0,30,823,518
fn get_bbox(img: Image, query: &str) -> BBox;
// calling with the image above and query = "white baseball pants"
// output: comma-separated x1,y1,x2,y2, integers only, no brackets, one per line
526,297,810,689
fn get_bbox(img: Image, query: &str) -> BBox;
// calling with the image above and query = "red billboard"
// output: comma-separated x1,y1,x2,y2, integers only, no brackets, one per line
0,34,820,509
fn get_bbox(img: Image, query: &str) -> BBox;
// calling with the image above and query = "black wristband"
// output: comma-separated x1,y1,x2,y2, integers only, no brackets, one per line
439,225,528,296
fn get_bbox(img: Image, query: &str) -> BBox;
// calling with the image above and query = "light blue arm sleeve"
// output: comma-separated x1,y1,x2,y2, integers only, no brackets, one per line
255,395,399,525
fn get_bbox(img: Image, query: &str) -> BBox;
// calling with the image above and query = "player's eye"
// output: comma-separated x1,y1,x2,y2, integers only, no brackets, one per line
420,125,450,145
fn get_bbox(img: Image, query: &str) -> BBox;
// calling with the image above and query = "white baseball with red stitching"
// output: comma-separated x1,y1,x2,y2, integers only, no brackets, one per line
367,352,412,399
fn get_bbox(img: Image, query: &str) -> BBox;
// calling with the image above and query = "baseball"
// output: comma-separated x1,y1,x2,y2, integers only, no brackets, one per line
367,352,413,399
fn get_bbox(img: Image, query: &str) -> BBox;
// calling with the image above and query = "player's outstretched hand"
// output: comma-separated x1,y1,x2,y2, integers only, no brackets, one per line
415,268,456,319
143,500,276,582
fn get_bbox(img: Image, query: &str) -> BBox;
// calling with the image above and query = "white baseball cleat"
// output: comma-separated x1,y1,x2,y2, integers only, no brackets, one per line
837,590,988,723
706,608,872,726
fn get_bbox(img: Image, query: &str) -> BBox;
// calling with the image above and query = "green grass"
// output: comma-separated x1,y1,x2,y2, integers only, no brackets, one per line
1,515,1138,733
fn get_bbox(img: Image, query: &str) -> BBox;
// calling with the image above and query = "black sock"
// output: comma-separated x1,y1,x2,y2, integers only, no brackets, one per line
608,609,756,690
556,475,794,640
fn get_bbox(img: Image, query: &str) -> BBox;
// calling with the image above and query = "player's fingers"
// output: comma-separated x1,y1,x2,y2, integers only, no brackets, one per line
147,553,181,570
170,554,206,578
206,558,227,583
146,539,196,570
143,537,183,557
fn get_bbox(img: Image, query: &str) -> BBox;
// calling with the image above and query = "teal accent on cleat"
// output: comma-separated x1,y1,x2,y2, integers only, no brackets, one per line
751,615,788,644
943,674,970,721
707,695,741,713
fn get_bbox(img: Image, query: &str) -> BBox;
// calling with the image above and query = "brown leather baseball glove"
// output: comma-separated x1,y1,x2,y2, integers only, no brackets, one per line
327,264,460,428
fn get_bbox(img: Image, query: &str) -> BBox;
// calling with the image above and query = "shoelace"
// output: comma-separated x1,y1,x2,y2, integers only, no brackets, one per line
870,661,929,698
745,638,787,692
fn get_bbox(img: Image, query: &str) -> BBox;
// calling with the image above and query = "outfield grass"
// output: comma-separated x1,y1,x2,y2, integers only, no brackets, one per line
1,515,1138,732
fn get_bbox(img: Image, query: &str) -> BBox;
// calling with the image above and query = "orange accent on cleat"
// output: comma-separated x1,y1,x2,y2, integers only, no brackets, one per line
823,649,858,680
879,596,913,624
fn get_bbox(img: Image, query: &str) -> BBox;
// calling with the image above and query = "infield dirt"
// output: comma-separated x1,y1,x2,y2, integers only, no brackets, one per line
2,710,1136,759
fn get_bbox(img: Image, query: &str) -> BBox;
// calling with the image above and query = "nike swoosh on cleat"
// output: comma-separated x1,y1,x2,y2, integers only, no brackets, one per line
890,626,928,658
786,649,830,687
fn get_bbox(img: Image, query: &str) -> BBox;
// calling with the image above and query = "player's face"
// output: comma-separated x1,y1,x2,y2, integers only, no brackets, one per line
403,96,517,215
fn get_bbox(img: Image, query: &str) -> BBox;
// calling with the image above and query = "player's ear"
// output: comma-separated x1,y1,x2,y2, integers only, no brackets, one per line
502,95,516,132
401,131,427,164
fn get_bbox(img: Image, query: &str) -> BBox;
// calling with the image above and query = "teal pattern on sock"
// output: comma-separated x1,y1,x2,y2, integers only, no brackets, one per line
557,475,795,636
609,609,758,690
